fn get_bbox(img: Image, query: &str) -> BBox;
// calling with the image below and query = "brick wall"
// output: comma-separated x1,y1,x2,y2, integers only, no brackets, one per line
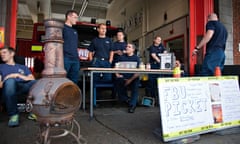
233,0,240,64
219,0,233,65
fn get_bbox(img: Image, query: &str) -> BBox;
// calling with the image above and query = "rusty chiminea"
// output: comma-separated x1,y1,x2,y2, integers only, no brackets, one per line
27,19,85,144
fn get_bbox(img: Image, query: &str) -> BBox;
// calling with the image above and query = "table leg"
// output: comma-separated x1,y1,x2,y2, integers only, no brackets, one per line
82,71,86,110
90,71,94,118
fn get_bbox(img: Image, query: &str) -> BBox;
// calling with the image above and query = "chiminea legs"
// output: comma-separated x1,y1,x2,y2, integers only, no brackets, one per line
37,119,87,144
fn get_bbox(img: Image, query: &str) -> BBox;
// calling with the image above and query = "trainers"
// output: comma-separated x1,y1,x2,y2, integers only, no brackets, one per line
27,113,37,121
128,106,136,113
8,114,19,127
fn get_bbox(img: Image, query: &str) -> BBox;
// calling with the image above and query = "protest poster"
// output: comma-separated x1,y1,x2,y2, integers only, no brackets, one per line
158,76,240,142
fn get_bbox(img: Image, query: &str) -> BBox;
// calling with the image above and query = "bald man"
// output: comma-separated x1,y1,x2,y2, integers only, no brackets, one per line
193,13,228,76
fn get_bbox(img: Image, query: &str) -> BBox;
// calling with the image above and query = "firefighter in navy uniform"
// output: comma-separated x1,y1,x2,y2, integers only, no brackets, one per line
146,36,167,98
115,43,140,113
88,23,114,81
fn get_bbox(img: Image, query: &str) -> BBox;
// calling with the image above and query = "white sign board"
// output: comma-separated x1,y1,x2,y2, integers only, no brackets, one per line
158,76,240,142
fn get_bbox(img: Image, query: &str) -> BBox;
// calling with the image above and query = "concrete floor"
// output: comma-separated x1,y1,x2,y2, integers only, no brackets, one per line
1,105,240,144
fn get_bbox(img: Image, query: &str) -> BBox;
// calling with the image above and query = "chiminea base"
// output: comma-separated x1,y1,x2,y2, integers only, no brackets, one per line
36,119,87,144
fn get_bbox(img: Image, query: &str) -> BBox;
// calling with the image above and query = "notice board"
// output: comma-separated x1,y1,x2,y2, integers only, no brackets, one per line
157,76,240,142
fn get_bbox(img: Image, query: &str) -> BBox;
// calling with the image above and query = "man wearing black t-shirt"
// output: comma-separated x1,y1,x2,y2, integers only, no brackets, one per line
193,13,228,76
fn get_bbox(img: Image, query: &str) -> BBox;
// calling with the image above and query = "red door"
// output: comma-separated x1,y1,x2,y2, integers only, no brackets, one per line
189,0,214,75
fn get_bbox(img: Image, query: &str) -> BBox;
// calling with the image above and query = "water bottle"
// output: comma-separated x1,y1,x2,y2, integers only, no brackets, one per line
139,62,145,70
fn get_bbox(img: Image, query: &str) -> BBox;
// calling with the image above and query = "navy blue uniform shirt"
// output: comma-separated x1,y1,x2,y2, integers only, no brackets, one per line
0,64,31,82
88,37,113,60
206,21,228,53
63,24,79,60
118,54,140,79
149,43,166,63
113,41,127,62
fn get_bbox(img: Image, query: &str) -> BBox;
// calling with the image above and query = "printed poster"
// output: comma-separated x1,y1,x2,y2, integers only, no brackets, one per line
158,76,240,142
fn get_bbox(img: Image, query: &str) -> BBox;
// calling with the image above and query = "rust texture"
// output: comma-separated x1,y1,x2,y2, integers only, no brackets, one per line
28,19,81,125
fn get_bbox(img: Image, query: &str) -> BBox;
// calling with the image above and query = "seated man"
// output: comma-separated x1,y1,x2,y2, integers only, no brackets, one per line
0,47,36,127
115,43,140,113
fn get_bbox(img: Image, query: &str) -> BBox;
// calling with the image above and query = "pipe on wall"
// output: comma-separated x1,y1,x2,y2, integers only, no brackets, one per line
10,0,18,48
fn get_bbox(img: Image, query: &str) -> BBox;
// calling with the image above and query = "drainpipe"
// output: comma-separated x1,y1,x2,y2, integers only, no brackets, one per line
9,0,18,48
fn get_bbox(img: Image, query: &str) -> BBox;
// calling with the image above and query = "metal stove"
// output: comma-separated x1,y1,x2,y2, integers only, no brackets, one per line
27,19,86,144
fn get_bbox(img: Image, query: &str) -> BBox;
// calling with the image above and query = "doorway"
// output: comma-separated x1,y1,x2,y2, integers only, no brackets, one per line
165,35,184,63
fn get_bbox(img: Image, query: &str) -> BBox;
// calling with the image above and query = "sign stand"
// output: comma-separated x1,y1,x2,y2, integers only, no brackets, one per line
153,128,200,144
157,76,240,143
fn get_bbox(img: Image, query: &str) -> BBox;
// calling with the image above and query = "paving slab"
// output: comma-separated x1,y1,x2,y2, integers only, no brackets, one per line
0,107,240,144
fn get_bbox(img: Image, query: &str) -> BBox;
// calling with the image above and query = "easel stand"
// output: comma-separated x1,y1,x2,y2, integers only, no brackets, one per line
153,128,200,144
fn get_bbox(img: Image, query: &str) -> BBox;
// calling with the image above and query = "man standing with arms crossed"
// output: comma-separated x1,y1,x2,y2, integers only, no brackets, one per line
112,31,127,66
146,36,167,98
193,13,228,76
63,10,80,84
